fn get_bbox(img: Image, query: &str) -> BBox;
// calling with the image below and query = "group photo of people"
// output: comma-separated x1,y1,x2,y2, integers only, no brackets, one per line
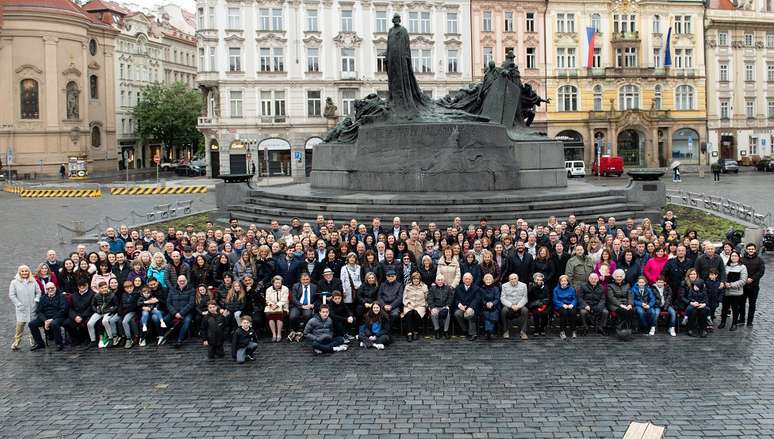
7,212,766,363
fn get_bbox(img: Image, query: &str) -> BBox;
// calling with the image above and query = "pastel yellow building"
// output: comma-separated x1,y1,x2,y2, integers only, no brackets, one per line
544,0,707,169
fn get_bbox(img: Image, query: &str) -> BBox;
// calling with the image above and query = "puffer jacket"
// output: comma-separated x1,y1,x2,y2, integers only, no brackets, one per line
303,314,334,342
552,285,577,309
166,284,195,316
606,281,633,312
91,292,117,315
724,263,748,297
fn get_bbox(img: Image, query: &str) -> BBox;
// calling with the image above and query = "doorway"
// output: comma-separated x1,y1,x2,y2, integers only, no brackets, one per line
618,129,643,167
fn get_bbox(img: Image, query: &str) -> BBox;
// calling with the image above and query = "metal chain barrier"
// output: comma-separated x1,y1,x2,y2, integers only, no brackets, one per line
666,189,772,228
55,199,211,244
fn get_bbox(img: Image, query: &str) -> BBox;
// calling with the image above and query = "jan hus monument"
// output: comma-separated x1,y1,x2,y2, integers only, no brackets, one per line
221,14,662,226
311,13,563,192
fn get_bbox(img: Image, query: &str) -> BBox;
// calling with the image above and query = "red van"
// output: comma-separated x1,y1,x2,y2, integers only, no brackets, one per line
592,155,624,176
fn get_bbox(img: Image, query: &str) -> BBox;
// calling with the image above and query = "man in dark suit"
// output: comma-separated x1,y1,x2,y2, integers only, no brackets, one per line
369,217,385,241
289,273,318,336
509,240,534,285
389,216,404,239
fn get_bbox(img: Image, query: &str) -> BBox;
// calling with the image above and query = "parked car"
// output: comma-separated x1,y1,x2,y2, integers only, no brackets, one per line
592,155,624,176
160,161,179,171
175,163,206,176
565,161,586,178
756,159,774,172
718,159,739,173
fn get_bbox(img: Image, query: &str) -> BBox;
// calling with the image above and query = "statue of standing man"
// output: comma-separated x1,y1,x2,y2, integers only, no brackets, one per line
386,14,425,117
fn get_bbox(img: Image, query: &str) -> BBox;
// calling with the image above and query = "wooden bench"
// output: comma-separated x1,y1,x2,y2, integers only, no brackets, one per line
623,422,665,439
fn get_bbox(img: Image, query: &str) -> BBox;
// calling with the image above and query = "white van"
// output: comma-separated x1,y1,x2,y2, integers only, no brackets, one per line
565,161,586,178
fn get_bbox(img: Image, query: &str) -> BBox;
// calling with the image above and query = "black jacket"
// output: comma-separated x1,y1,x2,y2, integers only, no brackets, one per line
427,284,455,308
118,291,140,315
200,312,226,343
166,284,195,316
509,252,534,285
231,327,258,357
527,283,549,309
35,293,68,320
663,257,693,296
741,253,765,287
578,282,606,310
356,283,379,306
91,292,117,315
69,290,94,320
329,301,353,323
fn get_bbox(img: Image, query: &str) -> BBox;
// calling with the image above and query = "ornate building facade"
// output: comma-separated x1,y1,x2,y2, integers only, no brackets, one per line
196,0,472,178
705,0,774,162
85,0,198,170
544,0,707,168
470,0,547,132
0,0,118,177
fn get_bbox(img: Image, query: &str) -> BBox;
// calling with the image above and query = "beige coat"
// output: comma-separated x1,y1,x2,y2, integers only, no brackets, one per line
264,285,289,313
9,275,41,322
437,257,461,288
402,283,428,318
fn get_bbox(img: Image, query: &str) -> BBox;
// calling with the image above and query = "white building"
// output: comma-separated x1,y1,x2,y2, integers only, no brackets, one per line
705,0,774,163
195,0,472,178
85,0,198,169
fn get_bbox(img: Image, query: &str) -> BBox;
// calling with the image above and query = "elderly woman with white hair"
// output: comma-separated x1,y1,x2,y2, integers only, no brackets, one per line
8,265,41,351
606,269,635,331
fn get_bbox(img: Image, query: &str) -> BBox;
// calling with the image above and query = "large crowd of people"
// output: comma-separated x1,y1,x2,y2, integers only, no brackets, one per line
8,212,766,363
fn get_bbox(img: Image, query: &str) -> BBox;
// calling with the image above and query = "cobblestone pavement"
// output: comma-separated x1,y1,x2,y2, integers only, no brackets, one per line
1,185,773,438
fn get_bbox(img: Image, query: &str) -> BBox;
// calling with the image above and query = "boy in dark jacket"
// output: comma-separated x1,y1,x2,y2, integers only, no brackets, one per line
200,301,226,359
87,281,118,348
685,278,710,338
329,291,355,339
704,269,724,326
29,282,68,351
303,304,348,354
232,315,258,364
63,281,94,345
527,273,550,335
118,280,140,348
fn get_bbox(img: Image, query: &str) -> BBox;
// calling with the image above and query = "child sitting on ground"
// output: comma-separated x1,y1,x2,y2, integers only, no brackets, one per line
231,315,258,364
303,304,348,355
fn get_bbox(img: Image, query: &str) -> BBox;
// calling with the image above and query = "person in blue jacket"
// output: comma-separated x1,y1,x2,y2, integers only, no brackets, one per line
631,276,657,335
453,273,481,341
552,275,577,340
479,273,501,340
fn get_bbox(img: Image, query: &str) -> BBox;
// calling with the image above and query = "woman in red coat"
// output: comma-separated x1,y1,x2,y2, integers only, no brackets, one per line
643,246,669,284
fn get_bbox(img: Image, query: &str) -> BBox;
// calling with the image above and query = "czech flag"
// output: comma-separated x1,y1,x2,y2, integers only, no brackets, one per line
585,27,596,68
664,26,672,67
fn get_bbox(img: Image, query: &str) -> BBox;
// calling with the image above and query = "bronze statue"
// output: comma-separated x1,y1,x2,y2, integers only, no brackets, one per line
386,14,426,116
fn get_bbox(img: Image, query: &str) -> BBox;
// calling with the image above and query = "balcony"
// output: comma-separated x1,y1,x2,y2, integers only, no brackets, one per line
612,31,640,42
197,116,218,128
556,69,579,78
589,67,606,77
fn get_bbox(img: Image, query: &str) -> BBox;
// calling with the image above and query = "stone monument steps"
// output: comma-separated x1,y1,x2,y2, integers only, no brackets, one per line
244,194,629,214
242,184,622,206
226,201,646,227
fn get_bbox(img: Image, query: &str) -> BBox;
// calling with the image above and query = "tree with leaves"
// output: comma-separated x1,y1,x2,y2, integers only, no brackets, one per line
134,82,204,158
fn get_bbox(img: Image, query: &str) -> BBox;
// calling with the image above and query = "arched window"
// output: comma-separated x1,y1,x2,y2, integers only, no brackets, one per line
591,14,602,32
675,85,694,110
593,85,603,111
558,85,578,112
89,75,98,99
618,84,640,110
91,126,101,148
20,79,39,119
653,85,662,110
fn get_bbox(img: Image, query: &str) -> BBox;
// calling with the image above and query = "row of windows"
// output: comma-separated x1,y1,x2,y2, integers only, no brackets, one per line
200,7,465,35
716,31,774,48
554,46,693,69
555,84,696,112
119,63,160,82
19,78,98,120
226,88,457,119
480,11,537,33
563,14,692,35
219,47,464,75
718,62,774,82
719,98,774,119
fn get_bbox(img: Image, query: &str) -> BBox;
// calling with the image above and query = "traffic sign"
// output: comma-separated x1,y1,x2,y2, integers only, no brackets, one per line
153,155,161,165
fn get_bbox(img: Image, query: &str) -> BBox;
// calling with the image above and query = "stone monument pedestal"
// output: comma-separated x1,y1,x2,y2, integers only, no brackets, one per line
312,121,566,192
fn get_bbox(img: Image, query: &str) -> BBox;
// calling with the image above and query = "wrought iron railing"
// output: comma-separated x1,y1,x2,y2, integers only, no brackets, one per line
666,189,772,228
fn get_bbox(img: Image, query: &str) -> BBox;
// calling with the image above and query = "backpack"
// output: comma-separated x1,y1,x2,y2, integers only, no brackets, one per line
616,318,633,341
